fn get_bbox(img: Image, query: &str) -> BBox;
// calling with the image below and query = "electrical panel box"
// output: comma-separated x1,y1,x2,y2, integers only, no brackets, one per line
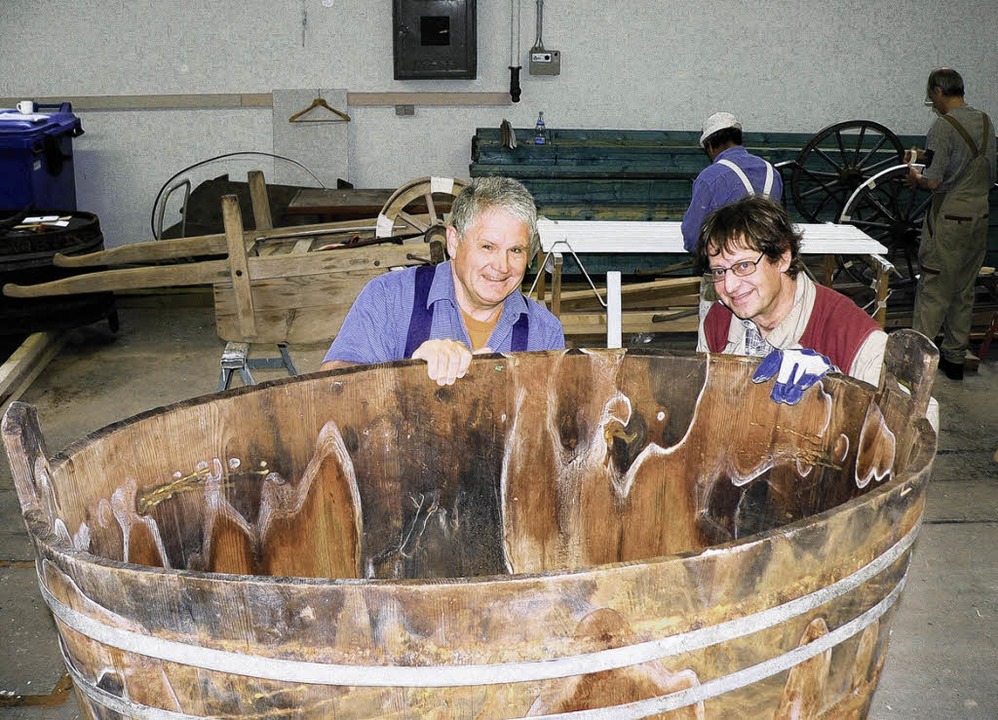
529,48,561,76
392,0,477,80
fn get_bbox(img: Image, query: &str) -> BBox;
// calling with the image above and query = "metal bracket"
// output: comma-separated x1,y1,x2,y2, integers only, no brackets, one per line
528,243,607,309
217,342,298,391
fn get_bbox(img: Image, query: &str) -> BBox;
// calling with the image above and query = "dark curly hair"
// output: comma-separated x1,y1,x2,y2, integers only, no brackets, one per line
696,195,804,279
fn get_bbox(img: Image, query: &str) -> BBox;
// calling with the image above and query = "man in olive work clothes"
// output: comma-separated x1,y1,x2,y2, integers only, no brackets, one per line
906,67,996,380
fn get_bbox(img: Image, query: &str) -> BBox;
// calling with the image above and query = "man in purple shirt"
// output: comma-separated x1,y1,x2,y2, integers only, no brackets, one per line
320,177,564,385
681,112,783,253
682,112,784,319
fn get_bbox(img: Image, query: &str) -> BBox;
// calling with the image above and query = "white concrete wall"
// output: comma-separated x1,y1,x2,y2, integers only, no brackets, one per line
2,0,996,247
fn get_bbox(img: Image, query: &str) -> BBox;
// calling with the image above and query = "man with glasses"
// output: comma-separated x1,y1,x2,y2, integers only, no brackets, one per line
695,195,887,401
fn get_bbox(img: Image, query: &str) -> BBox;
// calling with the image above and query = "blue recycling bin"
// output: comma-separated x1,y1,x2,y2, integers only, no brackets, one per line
0,102,83,211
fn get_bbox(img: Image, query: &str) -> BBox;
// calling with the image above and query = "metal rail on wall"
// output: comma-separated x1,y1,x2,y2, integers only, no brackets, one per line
0,93,511,112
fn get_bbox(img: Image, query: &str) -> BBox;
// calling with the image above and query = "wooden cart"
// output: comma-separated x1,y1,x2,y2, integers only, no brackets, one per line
2,173,467,345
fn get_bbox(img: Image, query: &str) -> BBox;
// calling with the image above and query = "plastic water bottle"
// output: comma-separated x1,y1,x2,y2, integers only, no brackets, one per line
533,111,547,145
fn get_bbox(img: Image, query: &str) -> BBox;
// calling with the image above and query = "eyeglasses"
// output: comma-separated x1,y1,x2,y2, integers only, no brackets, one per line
704,252,766,283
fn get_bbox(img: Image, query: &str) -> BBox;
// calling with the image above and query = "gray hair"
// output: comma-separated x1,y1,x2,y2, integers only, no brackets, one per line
927,67,964,98
448,176,539,254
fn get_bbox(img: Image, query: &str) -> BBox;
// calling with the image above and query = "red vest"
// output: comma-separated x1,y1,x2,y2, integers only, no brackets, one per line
704,283,878,373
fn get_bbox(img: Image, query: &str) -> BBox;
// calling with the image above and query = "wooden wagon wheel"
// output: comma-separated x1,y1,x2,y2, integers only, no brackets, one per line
836,164,931,289
790,120,905,223
375,176,468,240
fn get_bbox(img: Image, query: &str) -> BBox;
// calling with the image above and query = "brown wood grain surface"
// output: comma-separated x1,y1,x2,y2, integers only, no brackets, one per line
287,187,455,221
2,335,938,718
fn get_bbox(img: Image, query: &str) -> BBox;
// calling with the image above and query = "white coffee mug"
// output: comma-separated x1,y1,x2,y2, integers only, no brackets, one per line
16,100,34,114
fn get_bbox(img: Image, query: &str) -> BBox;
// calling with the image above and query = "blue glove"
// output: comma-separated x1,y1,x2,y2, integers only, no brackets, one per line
752,348,834,405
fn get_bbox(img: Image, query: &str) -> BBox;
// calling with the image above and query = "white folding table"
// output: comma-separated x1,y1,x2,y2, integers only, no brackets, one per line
534,218,892,347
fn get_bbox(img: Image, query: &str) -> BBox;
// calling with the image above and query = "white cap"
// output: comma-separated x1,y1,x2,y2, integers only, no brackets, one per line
700,112,742,147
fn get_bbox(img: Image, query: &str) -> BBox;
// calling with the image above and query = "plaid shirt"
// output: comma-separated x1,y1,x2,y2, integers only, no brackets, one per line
742,320,774,357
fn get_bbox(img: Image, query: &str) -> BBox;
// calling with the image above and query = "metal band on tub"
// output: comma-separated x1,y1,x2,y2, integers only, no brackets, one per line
63,580,906,719
43,522,919,713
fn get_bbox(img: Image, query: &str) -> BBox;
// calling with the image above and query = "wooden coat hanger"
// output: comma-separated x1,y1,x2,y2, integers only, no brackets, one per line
288,95,351,123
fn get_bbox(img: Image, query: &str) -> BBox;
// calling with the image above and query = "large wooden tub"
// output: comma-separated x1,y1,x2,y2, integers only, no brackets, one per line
2,331,937,719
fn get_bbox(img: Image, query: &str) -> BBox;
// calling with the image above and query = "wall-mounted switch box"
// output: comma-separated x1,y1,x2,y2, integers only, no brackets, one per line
529,48,561,76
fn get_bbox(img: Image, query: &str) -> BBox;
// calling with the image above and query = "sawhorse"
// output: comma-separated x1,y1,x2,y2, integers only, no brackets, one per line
217,342,298,391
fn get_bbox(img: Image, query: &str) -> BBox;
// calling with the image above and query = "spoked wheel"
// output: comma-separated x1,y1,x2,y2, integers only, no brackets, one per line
836,164,931,289
790,120,905,222
375,176,468,240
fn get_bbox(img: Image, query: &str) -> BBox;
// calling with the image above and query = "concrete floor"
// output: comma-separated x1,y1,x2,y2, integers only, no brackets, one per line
1,300,996,719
